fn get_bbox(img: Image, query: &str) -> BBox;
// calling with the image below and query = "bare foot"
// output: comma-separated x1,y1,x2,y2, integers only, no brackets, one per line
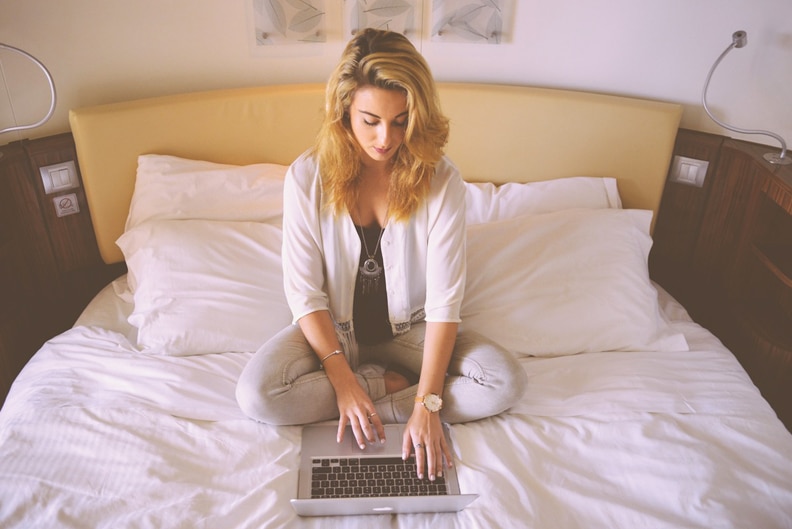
384,370,411,394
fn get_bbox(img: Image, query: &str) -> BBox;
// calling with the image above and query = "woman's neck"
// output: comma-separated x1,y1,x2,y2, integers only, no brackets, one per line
355,167,390,227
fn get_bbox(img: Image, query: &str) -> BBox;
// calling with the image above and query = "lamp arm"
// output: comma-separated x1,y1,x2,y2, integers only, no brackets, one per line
702,37,788,163
0,43,57,135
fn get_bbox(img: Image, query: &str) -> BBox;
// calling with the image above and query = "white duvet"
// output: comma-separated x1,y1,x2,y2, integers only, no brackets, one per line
1,285,791,529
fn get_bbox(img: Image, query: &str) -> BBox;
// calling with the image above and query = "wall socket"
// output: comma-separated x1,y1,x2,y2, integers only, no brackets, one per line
669,155,709,187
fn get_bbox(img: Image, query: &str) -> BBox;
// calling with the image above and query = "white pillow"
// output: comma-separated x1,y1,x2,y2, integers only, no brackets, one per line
461,208,688,357
116,220,291,356
465,176,621,225
126,154,287,231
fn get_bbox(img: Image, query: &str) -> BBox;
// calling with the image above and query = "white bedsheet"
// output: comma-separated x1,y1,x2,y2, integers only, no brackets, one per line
1,283,791,528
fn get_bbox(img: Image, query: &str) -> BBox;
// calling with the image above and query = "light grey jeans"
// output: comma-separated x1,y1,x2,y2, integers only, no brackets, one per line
236,322,527,425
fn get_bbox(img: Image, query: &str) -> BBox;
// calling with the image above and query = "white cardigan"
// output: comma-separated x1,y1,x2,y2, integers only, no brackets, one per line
281,151,467,355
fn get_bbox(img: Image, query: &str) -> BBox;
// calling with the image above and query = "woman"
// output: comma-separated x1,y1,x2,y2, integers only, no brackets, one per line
236,28,527,481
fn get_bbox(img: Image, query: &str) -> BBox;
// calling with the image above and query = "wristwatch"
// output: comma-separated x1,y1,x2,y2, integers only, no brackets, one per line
415,393,443,413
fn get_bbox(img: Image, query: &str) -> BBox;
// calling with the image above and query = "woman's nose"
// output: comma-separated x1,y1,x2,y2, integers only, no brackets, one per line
377,124,392,146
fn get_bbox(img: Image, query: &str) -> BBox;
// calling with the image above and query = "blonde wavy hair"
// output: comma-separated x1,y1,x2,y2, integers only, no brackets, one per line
315,28,450,221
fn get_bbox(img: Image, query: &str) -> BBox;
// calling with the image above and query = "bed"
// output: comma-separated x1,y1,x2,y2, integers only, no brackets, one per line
1,83,791,528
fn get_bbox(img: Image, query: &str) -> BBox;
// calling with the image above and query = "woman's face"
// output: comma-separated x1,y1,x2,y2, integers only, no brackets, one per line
348,85,408,168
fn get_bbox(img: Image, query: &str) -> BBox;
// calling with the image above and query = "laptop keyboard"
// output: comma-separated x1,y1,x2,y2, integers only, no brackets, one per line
310,456,449,499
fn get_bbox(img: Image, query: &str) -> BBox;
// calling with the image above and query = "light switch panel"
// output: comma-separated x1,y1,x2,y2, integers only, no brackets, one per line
40,160,80,194
669,156,709,187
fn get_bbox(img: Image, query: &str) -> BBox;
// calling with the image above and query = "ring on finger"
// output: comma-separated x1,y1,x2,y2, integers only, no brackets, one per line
414,443,423,449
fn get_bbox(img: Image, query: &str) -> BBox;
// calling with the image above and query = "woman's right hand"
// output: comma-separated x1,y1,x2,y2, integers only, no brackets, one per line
296,310,385,448
327,358,386,449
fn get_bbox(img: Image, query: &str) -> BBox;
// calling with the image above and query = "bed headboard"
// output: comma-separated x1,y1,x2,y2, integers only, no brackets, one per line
69,83,682,264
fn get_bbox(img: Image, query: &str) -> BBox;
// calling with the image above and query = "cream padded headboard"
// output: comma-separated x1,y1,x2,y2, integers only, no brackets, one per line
69,83,682,264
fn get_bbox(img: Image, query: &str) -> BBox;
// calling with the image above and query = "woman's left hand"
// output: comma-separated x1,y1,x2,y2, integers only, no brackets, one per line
402,404,453,481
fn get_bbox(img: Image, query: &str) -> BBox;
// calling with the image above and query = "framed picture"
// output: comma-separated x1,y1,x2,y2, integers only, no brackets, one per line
345,0,422,43
252,0,327,45
431,0,514,44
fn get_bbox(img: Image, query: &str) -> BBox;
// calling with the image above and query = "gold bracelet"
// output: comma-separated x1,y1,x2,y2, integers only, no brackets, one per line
319,349,343,367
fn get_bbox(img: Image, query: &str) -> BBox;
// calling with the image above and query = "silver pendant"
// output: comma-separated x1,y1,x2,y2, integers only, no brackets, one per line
360,257,382,295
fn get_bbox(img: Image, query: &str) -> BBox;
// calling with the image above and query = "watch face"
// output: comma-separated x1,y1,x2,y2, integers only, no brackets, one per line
424,393,443,412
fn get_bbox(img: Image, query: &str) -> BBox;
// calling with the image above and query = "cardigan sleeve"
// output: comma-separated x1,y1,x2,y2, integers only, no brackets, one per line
281,153,331,323
423,157,467,323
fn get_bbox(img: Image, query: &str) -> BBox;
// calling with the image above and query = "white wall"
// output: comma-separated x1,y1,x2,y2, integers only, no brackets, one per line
2,0,791,153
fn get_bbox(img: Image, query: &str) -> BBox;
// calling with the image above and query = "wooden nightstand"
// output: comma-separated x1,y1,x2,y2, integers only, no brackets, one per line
730,148,792,428
1,136,125,407
651,131,792,432
0,142,63,406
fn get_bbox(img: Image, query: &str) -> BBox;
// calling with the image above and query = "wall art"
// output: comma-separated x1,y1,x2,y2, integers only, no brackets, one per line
431,0,514,44
345,0,422,42
252,0,327,45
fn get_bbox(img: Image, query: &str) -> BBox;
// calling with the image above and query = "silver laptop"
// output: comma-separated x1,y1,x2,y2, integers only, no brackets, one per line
291,423,478,516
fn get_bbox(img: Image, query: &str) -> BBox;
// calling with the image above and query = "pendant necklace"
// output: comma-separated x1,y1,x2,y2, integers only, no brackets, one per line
356,212,386,296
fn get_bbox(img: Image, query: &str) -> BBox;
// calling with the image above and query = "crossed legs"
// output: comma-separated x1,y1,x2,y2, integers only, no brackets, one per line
236,322,527,425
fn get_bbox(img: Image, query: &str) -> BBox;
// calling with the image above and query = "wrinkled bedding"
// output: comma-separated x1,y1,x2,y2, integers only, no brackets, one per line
1,285,791,529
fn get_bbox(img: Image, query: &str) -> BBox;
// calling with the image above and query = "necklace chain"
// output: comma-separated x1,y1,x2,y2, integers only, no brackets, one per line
359,222,385,259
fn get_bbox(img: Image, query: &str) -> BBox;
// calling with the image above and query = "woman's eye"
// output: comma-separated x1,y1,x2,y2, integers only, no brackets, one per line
364,120,378,127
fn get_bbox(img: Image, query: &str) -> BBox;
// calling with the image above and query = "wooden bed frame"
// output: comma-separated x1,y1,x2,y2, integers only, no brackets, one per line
69,83,682,264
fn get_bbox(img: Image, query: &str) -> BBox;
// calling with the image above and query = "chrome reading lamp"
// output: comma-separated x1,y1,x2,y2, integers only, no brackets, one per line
0,43,57,134
702,30,790,165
